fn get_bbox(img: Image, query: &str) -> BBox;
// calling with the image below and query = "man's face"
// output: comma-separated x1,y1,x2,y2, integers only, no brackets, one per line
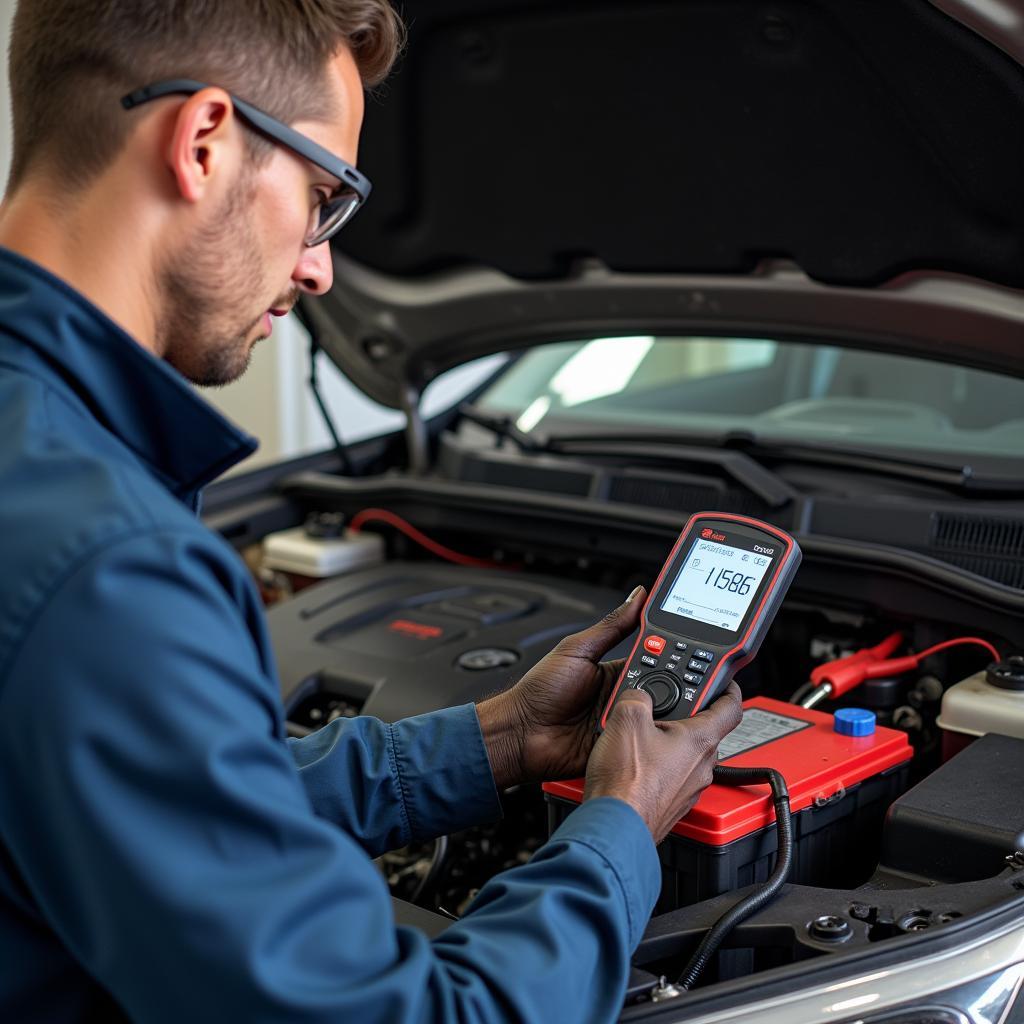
157,49,364,387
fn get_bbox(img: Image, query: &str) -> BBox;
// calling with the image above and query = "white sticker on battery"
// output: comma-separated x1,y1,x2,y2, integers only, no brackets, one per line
717,708,811,762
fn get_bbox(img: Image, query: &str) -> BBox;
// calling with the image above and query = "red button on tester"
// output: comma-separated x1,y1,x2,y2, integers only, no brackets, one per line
644,635,666,655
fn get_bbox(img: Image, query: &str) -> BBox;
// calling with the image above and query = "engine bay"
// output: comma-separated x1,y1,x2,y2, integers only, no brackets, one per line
261,494,1024,1001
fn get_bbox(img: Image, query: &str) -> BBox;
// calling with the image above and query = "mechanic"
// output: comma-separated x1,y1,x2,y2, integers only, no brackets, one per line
0,3,742,1022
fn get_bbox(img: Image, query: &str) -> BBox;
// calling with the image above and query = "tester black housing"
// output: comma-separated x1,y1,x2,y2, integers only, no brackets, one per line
600,512,802,727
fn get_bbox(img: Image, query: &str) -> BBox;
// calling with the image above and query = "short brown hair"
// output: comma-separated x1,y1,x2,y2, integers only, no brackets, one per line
6,0,404,192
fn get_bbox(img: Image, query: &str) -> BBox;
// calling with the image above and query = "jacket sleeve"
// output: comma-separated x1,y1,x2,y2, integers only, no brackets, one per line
0,528,661,1024
289,704,503,858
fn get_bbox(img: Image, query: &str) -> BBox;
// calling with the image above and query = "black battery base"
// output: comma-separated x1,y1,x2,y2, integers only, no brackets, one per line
547,763,908,912
545,697,913,911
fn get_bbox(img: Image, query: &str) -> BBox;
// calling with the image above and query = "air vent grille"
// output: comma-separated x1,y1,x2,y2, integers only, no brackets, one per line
929,515,1024,590
932,555,1024,591
932,515,1024,556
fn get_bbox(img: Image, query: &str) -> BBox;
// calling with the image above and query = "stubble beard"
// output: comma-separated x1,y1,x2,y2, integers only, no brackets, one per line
156,178,269,388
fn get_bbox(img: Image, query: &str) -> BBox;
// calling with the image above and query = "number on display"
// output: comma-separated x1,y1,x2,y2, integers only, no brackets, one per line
704,567,754,595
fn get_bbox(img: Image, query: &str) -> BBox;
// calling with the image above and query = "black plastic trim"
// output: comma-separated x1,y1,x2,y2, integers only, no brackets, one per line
278,472,1024,645
625,887,1024,1022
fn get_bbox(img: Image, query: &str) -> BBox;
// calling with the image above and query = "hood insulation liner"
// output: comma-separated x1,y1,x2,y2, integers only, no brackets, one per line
337,0,1024,289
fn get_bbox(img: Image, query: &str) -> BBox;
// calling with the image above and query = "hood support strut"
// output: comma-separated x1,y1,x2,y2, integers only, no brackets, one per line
400,384,429,476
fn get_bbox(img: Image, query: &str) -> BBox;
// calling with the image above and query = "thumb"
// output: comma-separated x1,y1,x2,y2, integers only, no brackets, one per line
558,586,647,663
608,684,654,724
596,685,655,747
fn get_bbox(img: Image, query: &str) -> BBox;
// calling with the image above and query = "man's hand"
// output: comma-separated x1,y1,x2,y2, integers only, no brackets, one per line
476,586,646,789
584,683,743,843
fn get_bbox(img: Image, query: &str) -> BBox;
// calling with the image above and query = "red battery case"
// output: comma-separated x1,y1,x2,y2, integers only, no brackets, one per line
545,697,913,904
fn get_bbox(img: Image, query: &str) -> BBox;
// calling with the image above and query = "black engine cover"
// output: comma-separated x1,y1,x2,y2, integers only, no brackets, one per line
268,563,632,723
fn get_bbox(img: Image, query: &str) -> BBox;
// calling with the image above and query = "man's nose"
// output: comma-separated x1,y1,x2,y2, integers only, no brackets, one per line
292,241,334,296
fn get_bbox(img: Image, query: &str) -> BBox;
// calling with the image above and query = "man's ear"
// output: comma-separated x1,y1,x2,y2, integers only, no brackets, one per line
166,88,236,203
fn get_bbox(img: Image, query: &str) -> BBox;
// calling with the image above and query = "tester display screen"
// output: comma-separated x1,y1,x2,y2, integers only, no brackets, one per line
660,538,774,633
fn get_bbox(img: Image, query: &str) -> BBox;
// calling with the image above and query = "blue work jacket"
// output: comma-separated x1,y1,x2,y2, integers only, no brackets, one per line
0,248,660,1023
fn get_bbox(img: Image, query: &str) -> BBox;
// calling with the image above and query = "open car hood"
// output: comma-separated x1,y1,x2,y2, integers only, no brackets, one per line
308,0,1024,410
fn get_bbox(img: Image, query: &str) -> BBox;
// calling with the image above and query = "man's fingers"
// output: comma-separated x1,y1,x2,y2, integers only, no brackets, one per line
557,586,647,662
697,682,744,737
609,686,654,724
657,682,742,752
600,658,626,683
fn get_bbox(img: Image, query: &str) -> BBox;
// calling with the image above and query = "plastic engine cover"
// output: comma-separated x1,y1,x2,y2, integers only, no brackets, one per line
268,562,632,723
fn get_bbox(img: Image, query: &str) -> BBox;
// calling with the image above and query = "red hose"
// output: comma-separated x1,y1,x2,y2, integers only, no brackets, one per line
348,508,512,570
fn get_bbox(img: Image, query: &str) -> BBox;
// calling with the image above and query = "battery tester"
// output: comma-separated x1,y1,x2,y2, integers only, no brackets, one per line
550,513,995,989
600,511,802,728
575,512,913,989
593,512,807,986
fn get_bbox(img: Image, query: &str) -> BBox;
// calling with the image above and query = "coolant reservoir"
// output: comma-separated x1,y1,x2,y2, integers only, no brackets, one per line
937,656,1024,760
263,513,384,579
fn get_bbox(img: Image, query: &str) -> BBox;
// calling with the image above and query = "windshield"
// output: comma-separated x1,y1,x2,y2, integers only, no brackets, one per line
476,336,1024,463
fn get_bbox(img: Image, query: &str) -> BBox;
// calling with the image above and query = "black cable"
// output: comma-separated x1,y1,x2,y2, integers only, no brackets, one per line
291,298,354,475
410,835,449,904
789,680,815,704
677,765,792,990
308,337,353,475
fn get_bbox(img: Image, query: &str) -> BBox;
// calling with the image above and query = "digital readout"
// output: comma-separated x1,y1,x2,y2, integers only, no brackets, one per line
660,538,773,633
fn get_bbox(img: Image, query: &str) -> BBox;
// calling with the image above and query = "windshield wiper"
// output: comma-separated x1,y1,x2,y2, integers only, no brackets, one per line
552,433,1024,495
456,409,796,509
458,406,1024,497
723,437,1024,495
456,405,550,453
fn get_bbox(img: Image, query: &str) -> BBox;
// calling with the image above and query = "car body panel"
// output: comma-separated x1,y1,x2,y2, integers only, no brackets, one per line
306,257,1024,409
310,0,1024,408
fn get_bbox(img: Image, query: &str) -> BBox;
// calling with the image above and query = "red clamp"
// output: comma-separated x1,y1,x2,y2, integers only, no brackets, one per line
810,632,904,698
810,633,1002,700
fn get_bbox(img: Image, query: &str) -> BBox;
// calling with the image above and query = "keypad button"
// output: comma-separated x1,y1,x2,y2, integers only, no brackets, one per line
693,648,716,663
641,654,658,667
640,674,681,717
644,635,666,655
688,658,709,673
682,671,702,685
683,687,697,702
674,641,689,652
668,653,683,663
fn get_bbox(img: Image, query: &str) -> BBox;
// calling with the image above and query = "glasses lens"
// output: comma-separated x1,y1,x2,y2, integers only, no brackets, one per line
306,188,362,246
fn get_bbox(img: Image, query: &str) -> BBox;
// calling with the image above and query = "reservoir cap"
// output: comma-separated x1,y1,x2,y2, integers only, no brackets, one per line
835,707,876,737
987,656,1024,692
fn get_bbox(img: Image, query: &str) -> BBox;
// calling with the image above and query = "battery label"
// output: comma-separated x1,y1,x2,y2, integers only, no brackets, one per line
717,708,811,762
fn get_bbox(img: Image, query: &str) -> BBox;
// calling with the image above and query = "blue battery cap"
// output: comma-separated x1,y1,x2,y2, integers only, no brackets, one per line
834,707,876,737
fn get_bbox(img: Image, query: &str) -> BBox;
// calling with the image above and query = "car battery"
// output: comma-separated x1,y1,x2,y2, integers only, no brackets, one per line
543,697,913,910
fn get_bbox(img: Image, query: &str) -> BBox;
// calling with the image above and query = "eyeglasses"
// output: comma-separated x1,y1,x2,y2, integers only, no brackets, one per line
121,79,371,247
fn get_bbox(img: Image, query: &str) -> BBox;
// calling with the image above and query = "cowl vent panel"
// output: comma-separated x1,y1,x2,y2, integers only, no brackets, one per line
929,515,1024,589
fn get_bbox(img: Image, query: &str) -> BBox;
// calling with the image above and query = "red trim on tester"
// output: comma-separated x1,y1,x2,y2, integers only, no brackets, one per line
599,513,796,729
599,516,699,729
599,629,649,729
686,513,795,716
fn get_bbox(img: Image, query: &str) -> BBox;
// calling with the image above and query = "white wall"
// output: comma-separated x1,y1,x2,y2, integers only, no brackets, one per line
203,319,501,475
196,311,408,475
0,0,12,187
0,0,499,475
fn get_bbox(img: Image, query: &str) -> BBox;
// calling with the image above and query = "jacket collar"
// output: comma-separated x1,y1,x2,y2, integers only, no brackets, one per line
0,247,258,500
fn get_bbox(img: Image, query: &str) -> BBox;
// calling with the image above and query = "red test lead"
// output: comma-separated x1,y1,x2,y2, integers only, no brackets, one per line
802,635,1002,708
